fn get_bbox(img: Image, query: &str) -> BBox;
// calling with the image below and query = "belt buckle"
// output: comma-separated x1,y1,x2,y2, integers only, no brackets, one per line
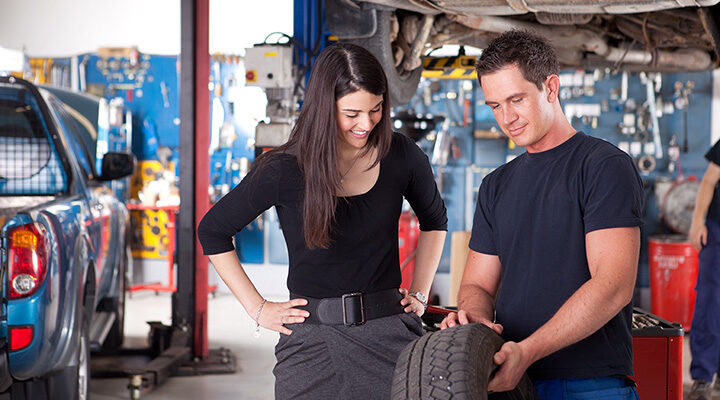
341,292,365,326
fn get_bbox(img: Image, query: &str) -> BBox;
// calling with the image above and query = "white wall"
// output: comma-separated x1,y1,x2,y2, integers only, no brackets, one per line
0,0,293,56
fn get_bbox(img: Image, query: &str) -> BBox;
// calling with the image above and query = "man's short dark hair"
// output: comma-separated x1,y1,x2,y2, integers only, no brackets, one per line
476,30,560,90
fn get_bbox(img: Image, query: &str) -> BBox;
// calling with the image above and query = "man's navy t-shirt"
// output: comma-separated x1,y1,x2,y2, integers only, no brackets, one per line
705,139,720,221
470,132,644,380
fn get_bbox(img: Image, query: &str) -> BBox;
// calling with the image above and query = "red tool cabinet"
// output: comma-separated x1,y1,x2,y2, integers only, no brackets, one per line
632,308,683,400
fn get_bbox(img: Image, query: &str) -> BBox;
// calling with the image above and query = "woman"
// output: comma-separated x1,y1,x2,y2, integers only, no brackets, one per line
198,42,447,399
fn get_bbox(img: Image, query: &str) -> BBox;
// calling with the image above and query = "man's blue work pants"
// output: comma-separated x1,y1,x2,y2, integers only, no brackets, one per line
533,376,639,400
690,218,720,382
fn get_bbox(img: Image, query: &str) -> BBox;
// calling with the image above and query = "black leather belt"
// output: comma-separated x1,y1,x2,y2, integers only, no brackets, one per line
291,288,405,326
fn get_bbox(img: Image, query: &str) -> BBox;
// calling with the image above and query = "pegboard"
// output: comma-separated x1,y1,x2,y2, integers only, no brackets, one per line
82,53,180,162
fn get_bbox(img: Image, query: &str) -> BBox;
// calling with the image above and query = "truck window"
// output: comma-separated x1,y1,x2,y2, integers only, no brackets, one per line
50,97,96,180
0,84,67,195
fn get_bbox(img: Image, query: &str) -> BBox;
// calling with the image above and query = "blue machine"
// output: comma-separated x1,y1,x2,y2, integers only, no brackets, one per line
81,51,267,262
82,53,176,164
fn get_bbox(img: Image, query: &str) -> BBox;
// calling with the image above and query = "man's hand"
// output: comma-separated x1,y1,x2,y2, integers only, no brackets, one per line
440,310,503,334
689,219,708,251
488,341,534,392
689,162,720,251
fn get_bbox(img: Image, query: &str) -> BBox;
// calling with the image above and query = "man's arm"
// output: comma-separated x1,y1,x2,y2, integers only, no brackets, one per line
440,250,503,334
488,226,640,392
689,162,720,251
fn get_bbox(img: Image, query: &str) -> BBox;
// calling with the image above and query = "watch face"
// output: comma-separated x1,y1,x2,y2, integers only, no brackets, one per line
411,292,427,303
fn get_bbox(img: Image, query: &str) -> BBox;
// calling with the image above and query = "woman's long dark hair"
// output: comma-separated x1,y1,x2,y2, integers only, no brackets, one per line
256,42,392,249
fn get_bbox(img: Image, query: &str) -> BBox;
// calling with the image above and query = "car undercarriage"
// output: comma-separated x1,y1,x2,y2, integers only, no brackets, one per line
327,0,720,105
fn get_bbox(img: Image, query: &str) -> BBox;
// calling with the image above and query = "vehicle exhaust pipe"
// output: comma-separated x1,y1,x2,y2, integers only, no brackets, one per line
449,14,713,70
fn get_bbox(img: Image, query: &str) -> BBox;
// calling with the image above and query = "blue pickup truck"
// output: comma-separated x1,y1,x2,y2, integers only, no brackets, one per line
0,76,133,400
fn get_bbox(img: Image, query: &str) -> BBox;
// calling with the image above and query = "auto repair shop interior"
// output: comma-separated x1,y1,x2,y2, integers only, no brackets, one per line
0,0,719,399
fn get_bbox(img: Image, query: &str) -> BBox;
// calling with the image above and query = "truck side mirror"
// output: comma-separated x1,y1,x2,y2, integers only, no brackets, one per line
98,152,135,181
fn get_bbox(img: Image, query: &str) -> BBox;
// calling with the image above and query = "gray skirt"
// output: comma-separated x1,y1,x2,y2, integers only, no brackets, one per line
273,312,424,400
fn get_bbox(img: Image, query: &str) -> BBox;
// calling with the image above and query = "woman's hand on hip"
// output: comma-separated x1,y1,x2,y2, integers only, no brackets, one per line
256,298,310,335
399,288,425,317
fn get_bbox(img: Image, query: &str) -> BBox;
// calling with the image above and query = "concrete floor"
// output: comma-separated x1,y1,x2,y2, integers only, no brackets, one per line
89,290,711,399
89,291,279,400
682,332,720,400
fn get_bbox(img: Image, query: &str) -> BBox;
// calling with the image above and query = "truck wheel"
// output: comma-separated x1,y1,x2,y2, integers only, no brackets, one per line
347,10,422,107
101,249,128,352
53,308,90,400
391,323,537,400
73,316,90,400
62,285,91,400
10,311,91,400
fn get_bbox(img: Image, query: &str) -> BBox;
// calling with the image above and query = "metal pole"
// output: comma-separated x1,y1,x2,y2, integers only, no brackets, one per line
193,0,210,359
177,0,210,359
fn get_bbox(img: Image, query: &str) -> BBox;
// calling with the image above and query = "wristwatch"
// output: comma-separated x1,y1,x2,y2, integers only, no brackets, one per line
408,291,428,310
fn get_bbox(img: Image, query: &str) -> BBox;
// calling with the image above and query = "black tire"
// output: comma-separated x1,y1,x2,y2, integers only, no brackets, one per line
70,311,91,400
347,10,423,107
58,301,91,400
101,246,129,352
391,323,537,400
10,311,90,400
67,284,92,400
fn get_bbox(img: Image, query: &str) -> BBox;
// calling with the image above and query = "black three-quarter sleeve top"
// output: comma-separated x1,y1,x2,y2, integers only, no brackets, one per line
198,132,447,298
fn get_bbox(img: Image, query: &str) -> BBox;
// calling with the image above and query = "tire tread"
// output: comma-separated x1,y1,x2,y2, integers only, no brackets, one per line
391,324,537,400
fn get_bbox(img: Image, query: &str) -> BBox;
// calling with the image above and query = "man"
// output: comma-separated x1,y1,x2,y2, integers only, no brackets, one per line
688,139,720,400
441,30,643,399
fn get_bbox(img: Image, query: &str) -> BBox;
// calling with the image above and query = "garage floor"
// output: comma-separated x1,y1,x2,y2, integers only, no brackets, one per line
89,291,279,400
89,291,711,399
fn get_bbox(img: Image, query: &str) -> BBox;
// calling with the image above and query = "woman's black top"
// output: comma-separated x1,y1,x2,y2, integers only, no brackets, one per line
198,132,447,298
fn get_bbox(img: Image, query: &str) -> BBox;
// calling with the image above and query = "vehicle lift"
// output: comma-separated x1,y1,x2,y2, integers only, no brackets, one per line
89,1,324,398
